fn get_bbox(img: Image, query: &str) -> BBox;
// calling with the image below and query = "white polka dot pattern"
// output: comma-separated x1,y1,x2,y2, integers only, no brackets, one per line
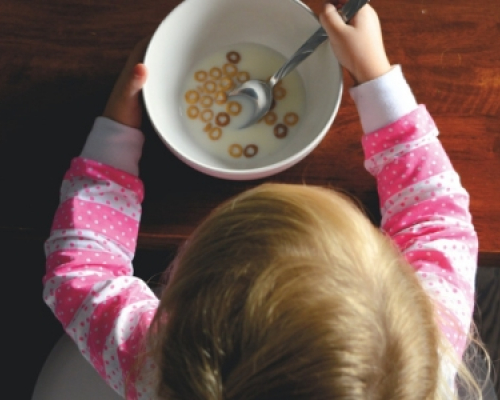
379,170,464,225
362,105,478,361
364,127,438,176
45,228,135,261
43,158,158,400
59,177,142,221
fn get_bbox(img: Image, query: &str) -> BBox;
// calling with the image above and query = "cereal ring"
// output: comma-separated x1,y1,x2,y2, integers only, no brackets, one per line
203,80,217,93
195,70,207,82
229,143,243,158
226,51,241,64
203,123,213,132
284,112,299,126
209,67,223,79
273,86,287,100
215,112,230,127
187,105,199,119
185,90,199,104
236,71,250,83
214,91,227,104
274,123,288,138
244,144,258,158
263,111,277,125
222,63,238,77
218,76,234,91
200,95,213,108
226,101,242,116
200,109,214,122
208,126,223,141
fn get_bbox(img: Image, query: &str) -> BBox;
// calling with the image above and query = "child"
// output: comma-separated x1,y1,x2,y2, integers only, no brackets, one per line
43,3,485,400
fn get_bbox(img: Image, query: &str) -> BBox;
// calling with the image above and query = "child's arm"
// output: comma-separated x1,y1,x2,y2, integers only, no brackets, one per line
356,72,477,360
43,43,158,400
320,3,477,363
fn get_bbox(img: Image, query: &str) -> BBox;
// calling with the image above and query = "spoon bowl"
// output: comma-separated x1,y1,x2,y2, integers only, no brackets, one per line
227,0,371,129
227,79,273,129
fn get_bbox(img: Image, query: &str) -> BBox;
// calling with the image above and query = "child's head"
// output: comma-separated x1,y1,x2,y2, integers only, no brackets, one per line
148,183,446,400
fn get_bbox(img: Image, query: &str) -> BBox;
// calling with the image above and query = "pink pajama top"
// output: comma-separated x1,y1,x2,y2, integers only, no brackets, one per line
43,66,478,399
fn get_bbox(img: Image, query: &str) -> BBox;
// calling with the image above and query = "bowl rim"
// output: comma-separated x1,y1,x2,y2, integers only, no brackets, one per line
142,0,343,180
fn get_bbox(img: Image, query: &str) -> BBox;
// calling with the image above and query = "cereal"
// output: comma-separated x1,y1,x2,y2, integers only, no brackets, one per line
214,91,227,104
284,112,299,126
203,80,217,93
215,112,230,127
182,44,305,162
195,70,207,81
222,63,238,77
274,123,288,138
203,122,223,140
209,67,222,79
226,101,242,116
208,126,223,140
273,85,287,100
218,76,234,91
200,109,214,122
187,105,200,119
263,111,278,125
236,71,250,83
200,95,213,108
185,90,199,104
226,51,241,64
244,144,258,158
229,143,243,158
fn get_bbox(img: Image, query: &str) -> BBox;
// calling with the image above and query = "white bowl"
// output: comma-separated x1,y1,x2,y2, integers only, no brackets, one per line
143,0,343,180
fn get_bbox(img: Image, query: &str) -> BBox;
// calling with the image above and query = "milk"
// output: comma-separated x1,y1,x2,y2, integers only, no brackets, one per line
180,43,306,163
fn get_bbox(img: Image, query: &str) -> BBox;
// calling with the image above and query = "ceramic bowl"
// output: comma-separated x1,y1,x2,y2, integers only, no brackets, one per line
143,0,343,180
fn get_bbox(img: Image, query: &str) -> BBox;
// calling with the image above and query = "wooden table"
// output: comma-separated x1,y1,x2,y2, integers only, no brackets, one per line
1,0,499,266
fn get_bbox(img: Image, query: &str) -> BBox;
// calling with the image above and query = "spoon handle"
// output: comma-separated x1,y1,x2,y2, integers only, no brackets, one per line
339,0,371,23
269,0,370,86
270,26,328,86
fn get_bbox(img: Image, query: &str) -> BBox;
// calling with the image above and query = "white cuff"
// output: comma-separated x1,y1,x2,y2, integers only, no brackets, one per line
81,117,145,176
349,65,418,134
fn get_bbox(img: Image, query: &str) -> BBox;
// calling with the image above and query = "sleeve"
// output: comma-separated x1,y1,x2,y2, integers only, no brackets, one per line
43,118,159,400
81,116,145,176
352,67,478,362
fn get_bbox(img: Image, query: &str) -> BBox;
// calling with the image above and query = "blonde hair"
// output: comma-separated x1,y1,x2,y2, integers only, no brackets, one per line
147,183,486,400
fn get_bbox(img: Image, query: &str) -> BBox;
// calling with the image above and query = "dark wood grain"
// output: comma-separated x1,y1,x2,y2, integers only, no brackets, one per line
0,0,499,266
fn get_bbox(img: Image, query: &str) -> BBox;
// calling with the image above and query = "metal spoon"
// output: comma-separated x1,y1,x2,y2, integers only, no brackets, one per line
227,0,370,129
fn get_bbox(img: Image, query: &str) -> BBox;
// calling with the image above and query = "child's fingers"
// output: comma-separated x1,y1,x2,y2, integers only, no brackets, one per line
129,63,148,96
102,39,150,128
320,3,348,36
348,4,376,28
114,63,145,101
122,38,150,95
321,1,373,30
328,0,348,10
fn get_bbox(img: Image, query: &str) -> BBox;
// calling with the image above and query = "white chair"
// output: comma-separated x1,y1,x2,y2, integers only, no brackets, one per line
32,334,122,400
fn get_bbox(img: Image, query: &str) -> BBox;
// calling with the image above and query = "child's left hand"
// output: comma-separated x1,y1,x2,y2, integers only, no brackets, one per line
103,38,149,129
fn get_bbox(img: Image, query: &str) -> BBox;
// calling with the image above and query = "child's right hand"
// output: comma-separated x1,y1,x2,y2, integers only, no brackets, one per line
319,2,391,85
